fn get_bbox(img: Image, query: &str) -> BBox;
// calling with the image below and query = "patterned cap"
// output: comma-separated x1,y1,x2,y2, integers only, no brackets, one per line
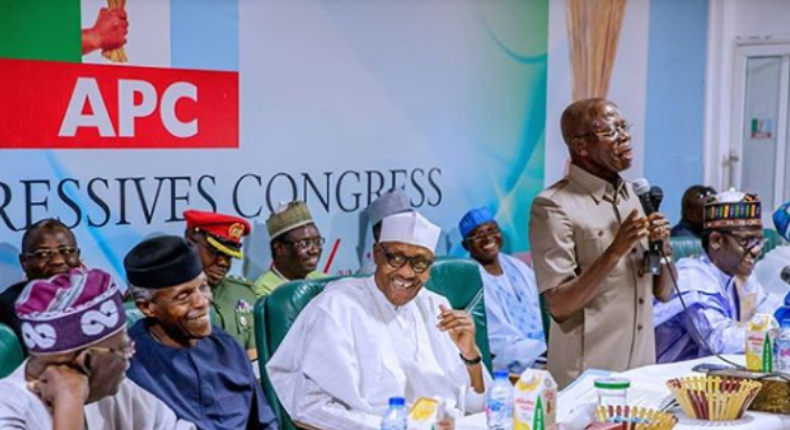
184,209,250,259
15,268,125,355
703,188,762,230
459,207,495,239
380,211,441,253
774,200,790,241
266,201,315,240
367,189,413,226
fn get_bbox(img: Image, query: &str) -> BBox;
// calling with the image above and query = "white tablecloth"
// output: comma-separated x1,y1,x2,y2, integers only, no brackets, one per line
457,355,790,430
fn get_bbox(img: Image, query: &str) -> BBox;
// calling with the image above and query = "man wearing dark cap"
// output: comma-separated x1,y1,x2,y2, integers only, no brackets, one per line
357,189,414,275
0,219,82,350
183,209,258,358
0,267,194,430
253,201,326,296
124,235,278,430
654,189,781,362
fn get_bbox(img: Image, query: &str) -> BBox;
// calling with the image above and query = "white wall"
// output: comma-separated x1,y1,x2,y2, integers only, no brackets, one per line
705,0,790,192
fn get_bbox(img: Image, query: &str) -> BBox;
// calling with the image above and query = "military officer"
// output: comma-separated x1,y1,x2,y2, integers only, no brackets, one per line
184,209,259,359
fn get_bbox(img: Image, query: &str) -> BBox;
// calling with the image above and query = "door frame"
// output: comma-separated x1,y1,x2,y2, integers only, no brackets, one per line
729,40,790,212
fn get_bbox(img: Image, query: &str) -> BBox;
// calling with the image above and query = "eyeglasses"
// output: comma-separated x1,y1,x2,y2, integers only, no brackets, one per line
25,246,79,263
377,243,434,274
723,232,765,252
283,237,325,251
466,226,501,243
575,122,633,141
86,340,136,361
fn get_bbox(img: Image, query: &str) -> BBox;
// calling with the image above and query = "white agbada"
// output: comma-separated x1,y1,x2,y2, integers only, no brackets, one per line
0,360,195,430
266,276,489,430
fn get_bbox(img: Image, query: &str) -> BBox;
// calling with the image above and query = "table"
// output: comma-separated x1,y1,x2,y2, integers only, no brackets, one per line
457,355,790,430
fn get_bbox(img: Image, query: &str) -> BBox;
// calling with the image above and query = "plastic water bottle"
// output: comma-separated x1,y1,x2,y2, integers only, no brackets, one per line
381,397,408,430
486,370,513,430
776,320,790,372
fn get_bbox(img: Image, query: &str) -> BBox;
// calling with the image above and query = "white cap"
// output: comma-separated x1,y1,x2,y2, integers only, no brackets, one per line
379,212,441,253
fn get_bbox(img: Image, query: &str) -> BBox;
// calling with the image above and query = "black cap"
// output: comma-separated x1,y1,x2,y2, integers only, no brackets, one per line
124,235,203,289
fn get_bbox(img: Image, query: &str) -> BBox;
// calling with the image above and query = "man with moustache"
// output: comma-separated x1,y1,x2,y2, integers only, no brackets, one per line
0,267,195,430
267,212,489,430
654,190,781,362
529,98,676,388
124,236,278,430
459,207,546,373
183,209,258,358
253,201,326,296
0,219,83,350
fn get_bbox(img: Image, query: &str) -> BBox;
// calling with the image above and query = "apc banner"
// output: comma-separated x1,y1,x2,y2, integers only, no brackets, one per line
0,0,548,287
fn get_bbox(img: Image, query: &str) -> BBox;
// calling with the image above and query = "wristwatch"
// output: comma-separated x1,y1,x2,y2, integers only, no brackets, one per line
459,352,482,366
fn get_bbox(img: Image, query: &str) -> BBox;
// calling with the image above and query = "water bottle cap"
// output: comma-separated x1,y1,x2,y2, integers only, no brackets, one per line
493,370,509,379
388,397,405,407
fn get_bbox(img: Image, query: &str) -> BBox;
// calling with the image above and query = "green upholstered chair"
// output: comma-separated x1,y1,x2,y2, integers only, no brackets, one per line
0,323,24,378
254,257,492,430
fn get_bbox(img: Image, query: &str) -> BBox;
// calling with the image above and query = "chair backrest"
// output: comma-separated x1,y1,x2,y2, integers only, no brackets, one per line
254,258,492,430
255,276,338,430
0,323,24,378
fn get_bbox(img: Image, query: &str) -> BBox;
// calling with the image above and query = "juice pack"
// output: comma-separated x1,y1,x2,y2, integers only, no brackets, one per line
513,369,557,430
746,313,779,372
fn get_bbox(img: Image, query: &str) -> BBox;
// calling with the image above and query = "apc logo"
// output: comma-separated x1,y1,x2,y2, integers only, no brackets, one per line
0,59,238,149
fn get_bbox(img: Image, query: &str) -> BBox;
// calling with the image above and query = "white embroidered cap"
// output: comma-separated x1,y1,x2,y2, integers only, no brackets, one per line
379,211,441,253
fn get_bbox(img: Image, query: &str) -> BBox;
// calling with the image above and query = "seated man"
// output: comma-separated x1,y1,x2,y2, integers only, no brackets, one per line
267,211,489,430
654,189,781,363
0,267,194,430
0,219,82,349
124,236,278,430
670,185,716,239
358,189,414,275
459,207,546,373
183,209,258,358
253,201,326,296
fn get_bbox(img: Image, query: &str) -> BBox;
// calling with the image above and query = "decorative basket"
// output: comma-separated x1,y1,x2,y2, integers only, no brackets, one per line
665,376,762,421
595,405,677,430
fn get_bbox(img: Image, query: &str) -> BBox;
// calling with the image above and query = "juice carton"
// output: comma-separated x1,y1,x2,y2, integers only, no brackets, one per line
408,398,454,430
513,369,557,430
746,313,779,372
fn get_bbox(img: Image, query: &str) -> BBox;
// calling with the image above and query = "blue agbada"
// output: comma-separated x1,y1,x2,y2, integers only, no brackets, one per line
127,320,278,430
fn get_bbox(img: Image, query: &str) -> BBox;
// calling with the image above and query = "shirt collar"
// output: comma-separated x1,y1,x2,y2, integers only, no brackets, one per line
567,164,629,204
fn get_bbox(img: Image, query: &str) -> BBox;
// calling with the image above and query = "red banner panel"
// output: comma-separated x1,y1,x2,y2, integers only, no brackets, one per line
0,59,238,149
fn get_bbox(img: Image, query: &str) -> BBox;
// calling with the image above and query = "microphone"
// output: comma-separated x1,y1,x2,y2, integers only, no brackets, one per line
782,266,790,285
649,185,664,213
633,178,663,275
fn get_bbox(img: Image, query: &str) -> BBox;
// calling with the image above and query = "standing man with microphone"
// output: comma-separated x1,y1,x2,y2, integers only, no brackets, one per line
529,98,676,388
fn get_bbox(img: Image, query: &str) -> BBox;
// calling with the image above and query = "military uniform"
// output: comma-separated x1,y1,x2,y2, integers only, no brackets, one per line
210,275,257,350
184,209,258,353
529,164,655,388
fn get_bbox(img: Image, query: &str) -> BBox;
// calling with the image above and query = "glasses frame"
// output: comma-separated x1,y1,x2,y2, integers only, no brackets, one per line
466,225,502,243
722,231,766,253
376,243,434,274
282,236,326,251
86,340,136,361
25,246,80,263
574,122,633,141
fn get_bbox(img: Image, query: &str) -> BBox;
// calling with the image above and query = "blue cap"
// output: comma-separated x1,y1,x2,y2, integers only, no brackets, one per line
388,397,405,407
774,201,790,241
459,207,495,239
493,370,509,379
